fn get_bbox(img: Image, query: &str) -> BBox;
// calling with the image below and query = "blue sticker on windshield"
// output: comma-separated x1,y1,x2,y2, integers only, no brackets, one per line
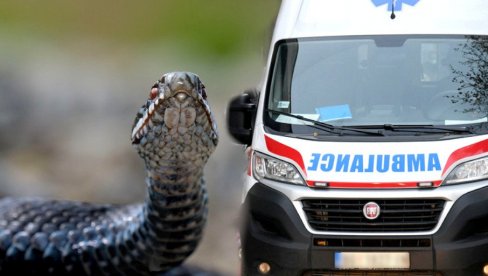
315,104,352,122
371,0,420,11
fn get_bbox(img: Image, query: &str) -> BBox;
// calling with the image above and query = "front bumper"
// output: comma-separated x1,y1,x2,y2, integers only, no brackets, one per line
240,183,488,276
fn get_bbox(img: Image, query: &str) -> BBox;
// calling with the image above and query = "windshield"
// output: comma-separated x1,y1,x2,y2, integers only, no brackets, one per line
265,35,488,135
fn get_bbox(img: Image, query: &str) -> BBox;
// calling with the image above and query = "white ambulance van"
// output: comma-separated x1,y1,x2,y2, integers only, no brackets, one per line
227,0,488,275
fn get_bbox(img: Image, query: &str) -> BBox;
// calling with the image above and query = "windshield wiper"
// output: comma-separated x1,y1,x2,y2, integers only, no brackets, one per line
266,109,384,136
372,124,475,135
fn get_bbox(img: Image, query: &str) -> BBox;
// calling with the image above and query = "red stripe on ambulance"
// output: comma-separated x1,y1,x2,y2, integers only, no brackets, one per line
442,138,488,176
307,180,442,189
265,135,306,174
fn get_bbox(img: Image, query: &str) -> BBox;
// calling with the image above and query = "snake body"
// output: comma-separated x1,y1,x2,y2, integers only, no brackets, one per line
0,72,218,275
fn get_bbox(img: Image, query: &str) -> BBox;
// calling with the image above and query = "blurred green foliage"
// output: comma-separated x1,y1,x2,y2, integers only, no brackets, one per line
0,0,280,57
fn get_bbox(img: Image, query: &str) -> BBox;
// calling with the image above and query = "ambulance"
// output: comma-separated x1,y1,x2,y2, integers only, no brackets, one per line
227,0,488,275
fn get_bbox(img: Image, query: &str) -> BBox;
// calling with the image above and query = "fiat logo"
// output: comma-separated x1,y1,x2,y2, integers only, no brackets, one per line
363,202,381,220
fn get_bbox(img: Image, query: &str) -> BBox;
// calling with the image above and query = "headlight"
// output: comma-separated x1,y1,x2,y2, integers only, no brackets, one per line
253,151,305,185
444,156,488,185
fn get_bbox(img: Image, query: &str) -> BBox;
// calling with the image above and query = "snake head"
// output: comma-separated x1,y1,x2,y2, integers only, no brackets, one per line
131,72,218,170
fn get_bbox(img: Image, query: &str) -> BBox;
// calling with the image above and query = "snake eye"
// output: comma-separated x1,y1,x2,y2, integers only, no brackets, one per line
149,87,158,100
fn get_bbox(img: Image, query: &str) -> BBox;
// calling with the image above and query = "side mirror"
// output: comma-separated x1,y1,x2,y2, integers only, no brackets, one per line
227,89,259,145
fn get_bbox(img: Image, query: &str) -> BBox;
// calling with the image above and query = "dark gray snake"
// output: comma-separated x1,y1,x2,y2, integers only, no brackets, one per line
0,72,218,275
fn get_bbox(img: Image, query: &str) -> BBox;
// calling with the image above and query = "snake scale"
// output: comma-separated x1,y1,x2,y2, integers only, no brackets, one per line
0,72,219,275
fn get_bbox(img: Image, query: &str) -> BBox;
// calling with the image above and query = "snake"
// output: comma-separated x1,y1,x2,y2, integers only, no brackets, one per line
0,72,219,275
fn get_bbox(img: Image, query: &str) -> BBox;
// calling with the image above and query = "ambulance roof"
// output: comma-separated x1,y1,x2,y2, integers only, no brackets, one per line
273,0,488,42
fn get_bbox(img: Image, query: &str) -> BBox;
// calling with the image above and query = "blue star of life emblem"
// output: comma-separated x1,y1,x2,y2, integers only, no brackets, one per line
371,0,420,11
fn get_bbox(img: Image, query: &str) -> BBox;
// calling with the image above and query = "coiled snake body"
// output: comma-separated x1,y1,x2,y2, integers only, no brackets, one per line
0,72,218,275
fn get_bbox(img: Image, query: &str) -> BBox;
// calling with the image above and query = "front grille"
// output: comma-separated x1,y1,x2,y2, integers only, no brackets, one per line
303,270,442,276
313,238,431,248
302,199,445,232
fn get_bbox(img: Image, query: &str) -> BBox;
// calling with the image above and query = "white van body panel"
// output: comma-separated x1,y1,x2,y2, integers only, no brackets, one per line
274,0,488,41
